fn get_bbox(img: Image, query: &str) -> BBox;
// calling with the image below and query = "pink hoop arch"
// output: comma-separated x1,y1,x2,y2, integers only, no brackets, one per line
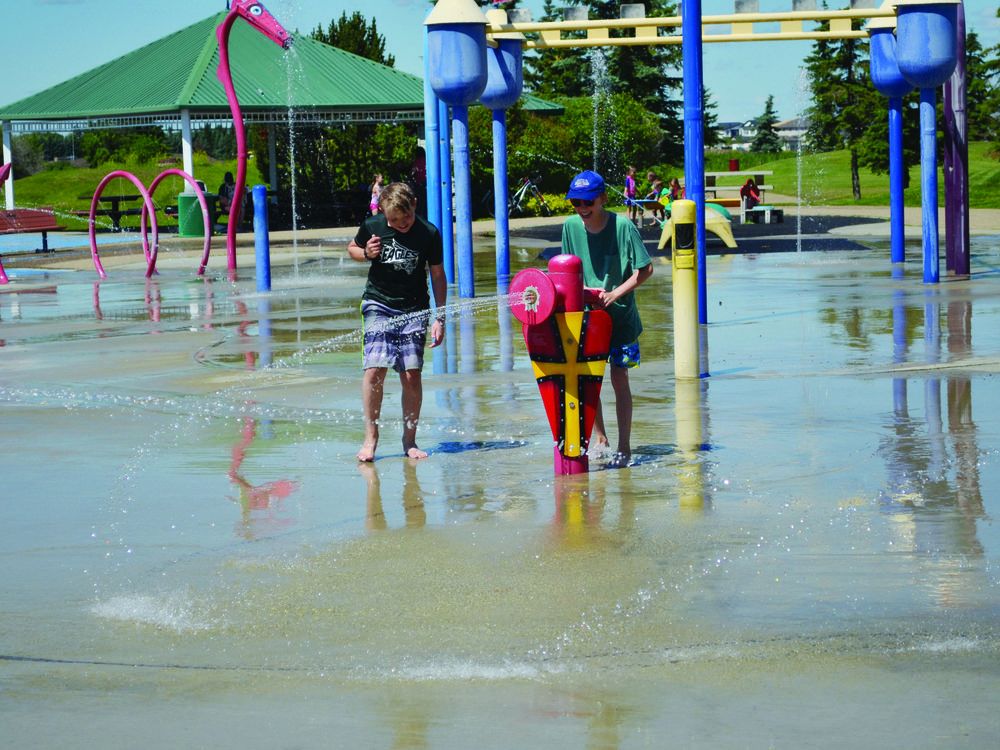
89,171,158,279
0,162,11,284
141,169,213,276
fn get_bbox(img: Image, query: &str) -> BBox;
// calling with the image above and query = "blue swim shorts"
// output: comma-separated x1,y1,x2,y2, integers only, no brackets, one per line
361,300,428,372
609,341,640,369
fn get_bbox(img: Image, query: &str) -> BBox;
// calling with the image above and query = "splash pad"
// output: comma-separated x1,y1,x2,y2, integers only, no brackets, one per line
2,229,1000,745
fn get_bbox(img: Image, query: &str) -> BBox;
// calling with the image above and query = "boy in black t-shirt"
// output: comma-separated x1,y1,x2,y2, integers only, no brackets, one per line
348,182,447,462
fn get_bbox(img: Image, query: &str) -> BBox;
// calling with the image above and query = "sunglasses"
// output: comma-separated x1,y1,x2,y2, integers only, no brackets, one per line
570,198,594,207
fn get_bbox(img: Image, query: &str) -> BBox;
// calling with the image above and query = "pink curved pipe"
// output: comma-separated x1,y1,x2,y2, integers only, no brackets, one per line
0,162,10,283
88,171,158,279
217,1,292,277
141,169,213,275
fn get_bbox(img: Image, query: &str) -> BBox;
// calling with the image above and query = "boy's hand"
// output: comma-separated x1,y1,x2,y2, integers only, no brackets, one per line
429,319,444,348
365,235,382,260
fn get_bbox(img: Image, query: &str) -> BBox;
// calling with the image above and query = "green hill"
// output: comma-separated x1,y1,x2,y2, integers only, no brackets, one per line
708,142,1000,209
8,153,266,231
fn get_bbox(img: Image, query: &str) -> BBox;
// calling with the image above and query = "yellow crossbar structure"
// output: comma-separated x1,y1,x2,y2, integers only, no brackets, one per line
486,6,895,48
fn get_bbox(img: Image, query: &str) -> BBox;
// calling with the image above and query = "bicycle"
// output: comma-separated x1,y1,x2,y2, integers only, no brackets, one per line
482,175,553,218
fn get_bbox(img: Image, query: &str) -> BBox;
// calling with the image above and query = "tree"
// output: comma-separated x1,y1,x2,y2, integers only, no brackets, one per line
312,11,394,67
966,31,1000,150
522,0,591,97
702,89,721,149
803,17,880,199
522,1,687,165
750,95,783,153
857,90,919,190
250,12,412,228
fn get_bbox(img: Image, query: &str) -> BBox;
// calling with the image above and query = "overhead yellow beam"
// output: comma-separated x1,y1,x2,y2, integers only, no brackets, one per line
487,7,893,48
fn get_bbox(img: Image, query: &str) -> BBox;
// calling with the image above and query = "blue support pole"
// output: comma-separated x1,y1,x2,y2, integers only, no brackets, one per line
423,29,442,232
257,297,272,368
681,0,706,324
888,97,906,265
492,110,510,283
438,98,455,285
252,184,270,292
453,105,475,298
949,4,970,277
919,88,939,284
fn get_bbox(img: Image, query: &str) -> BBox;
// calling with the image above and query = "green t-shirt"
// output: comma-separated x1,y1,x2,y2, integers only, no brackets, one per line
560,212,652,347
354,213,443,312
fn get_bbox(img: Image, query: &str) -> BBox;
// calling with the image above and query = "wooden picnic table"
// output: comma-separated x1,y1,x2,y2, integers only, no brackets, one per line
75,194,144,232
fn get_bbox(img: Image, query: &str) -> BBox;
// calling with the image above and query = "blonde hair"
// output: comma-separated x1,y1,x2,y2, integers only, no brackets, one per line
379,182,416,215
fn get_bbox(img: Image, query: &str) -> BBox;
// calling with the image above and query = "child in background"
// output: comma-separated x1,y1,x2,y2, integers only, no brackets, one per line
369,173,384,216
624,166,638,226
668,177,684,202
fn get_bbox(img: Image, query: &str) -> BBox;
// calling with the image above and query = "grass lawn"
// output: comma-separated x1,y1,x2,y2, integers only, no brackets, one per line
6,143,999,231
9,153,267,231
706,142,1000,209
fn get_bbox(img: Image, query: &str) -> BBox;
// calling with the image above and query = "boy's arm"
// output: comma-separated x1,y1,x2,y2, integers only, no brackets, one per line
600,263,653,307
348,232,380,262
428,263,447,348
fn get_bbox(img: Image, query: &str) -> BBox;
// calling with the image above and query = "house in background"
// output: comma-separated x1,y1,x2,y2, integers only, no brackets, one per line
775,117,808,150
714,116,809,152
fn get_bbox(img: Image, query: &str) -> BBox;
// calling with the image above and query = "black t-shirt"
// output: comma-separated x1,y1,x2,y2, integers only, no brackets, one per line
354,213,443,312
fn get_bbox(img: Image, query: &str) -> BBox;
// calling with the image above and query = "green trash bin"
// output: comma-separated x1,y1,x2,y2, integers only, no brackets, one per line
177,192,217,237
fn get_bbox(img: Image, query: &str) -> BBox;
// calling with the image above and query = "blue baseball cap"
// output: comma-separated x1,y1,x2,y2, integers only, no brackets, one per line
566,170,606,201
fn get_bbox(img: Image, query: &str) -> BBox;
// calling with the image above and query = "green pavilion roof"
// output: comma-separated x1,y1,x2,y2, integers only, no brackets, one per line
0,12,560,133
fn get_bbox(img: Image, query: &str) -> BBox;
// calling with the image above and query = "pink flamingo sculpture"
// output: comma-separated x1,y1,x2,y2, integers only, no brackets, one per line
0,162,10,284
88,1,290,280
217,1,292,274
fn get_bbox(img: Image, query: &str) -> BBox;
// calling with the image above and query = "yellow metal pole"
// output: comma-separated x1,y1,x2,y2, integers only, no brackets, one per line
671,199,699,380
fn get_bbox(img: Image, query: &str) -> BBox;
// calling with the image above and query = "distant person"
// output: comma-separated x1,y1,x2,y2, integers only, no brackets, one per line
740,178,761,210
369,173,384,216
409,148,428,217
643,172,665,225
217,172,236,214
668,177,684,202
560,170,653,469
348,182,447,463
624,165,639,226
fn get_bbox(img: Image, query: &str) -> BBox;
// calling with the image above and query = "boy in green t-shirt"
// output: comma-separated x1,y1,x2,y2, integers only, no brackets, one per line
561,170,654,468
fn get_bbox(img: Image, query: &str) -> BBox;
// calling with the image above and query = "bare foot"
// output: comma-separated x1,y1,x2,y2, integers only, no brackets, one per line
404,445,429,460
588,434,611,458
357,442,377,462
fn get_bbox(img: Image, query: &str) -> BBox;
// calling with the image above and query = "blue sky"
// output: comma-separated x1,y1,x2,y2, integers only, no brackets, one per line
4,0,999,123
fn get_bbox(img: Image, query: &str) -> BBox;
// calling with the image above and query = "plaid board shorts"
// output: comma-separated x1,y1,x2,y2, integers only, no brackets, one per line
609,341,641,369
361,300,429,372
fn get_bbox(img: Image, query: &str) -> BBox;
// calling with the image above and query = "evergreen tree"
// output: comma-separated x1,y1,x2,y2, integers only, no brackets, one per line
702,89,721,149
750,95,783,153
987,11,1000,154
966,31,1000,147
523,1,685,165
857,90,919,190
312,11,395,67
522,0,591,97
803,15,880,199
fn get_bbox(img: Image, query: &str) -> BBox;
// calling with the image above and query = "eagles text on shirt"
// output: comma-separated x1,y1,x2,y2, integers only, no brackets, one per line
380,238,420,274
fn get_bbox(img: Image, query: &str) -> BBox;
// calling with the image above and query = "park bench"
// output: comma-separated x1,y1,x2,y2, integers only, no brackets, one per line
0,207,63,252
740,203,784,224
